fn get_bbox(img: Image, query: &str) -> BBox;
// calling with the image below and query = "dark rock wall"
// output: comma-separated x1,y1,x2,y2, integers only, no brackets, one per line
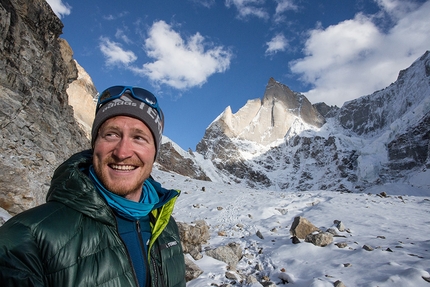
0,0,89,214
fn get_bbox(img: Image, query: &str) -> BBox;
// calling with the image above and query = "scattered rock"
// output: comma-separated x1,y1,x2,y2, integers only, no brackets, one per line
275,208,288,215
189,249,203,260
255,263,264,271
334,220,346,232
206,242,243,268
335,242,348,248
305,232,333,247
246,275,259,285
184,256,203,282
256,230,264,239
334,280,346,287
408,253,424,258
177,220,210,255
225,271,238,280
261,281,276,287
291,236,301,244
290,216,320,239
363,244,374,251
378,191,388,198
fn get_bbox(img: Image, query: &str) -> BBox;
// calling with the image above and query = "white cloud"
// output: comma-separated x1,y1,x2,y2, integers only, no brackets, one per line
290,0,430,107
103,11,129,21
45,0,71,19
265,34,288,55
99,37,137,66
275,0,297,13
115,29,133,45
225,0,297,21
274,0,298,22
133,21,232,90
225,0,269,19
375,0,420,19
189,0,215,8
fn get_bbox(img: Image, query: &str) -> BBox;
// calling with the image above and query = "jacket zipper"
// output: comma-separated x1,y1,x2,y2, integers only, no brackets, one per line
150,247,166,287
136,220,151,287
148,212,166,287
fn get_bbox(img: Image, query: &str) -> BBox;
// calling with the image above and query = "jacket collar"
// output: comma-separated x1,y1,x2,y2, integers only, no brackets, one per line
46,150,116,226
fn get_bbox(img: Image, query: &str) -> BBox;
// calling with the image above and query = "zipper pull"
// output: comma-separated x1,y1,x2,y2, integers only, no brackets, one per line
136,220,141,232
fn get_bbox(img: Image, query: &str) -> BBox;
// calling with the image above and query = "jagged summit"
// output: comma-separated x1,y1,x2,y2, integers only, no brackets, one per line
199,78,325,147
262,77,325,129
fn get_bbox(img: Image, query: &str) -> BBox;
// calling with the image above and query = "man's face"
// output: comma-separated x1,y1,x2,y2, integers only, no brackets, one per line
93,116,156,202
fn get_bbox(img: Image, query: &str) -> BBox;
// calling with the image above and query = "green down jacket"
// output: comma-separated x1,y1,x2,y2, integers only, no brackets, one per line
0,150,186,287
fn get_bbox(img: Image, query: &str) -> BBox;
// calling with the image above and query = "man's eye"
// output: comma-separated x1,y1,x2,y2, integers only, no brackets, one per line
135,135,146,141
104,132,119,139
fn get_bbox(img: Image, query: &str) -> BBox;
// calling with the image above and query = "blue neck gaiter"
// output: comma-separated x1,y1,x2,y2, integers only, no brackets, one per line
89,166,159,221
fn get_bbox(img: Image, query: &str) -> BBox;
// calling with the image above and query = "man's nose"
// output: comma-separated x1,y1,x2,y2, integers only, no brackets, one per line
112,137,133,160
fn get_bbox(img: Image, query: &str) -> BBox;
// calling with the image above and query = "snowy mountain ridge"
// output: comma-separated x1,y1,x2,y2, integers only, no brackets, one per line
158,51,430,193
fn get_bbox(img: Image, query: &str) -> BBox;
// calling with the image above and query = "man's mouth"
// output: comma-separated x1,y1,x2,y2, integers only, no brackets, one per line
109,164,137,171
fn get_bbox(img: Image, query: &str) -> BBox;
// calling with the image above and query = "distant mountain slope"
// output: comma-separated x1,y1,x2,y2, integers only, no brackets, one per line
162,51,430,192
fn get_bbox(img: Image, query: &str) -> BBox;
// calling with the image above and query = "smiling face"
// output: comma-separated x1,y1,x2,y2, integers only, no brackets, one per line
92,116,156,202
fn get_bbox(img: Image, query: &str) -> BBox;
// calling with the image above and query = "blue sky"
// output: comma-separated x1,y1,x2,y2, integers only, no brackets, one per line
46,0,430,151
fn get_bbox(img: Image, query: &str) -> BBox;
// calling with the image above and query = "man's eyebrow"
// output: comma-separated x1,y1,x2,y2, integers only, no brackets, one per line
101,125,121,132
130,127,150,134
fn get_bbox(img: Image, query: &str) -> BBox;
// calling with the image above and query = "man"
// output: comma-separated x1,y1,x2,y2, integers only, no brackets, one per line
0,86,186,287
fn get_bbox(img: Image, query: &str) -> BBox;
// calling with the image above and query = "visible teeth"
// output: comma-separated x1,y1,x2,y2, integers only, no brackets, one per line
111,164,135,171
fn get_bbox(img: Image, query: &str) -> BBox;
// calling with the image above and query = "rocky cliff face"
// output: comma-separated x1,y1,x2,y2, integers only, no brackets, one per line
0,0,89,215
156,138,211,181
66,60,97,138
339,51,430,136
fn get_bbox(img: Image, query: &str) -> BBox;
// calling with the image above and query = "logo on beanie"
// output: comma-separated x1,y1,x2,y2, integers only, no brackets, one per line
101,96,137,112
140,102,163,143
